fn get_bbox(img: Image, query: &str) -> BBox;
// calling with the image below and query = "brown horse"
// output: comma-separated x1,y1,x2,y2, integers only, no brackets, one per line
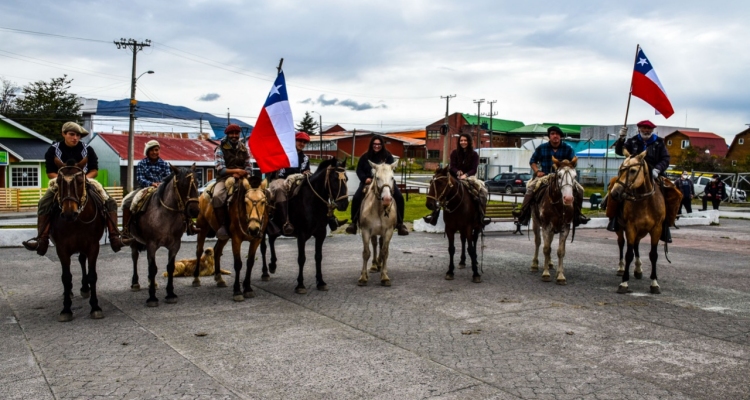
426,166,482,283
609,150,677,294
49,159,108,321
530,156,579,284
193,176,268,301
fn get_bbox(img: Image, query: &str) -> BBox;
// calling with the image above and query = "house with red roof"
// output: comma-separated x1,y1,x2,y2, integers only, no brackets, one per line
87,133,223,188
726,127,750,167
663,130,728,160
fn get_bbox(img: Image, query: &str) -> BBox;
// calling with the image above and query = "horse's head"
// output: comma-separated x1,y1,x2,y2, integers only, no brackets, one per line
320,158,349,211
55,158,88,221
611,150,650,202
426,166,452,211
239,176,267,238
368,160,398,208
170,163,201,219
552,156,578,206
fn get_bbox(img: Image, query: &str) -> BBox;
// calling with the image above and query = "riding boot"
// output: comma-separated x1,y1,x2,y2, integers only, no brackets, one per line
186,220,201,236
214,206,230,240
22,214,51,256
106,211,124,253
606,218,618,232
660,222,672,243
327,216,346,231
345,215,358,235
397,220,409,236
121,208,134,245
513,191,534,226
278,200,294,235
423,209,440,226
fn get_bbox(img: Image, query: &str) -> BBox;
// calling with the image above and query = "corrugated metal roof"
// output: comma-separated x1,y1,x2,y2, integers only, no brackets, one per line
97,133,219,162
0,138,50,161
461,114,525,132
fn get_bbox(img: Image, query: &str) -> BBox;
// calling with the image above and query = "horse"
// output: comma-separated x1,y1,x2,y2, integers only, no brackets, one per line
426,166,482,283
609,149,670,294
529,156,579,285
259,158,349,293
49,159,108,321
357,161,398,287
193,175,269,301
127,165,200,307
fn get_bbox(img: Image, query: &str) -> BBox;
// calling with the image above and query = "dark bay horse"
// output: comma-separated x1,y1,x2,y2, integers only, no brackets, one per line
49,159,107,321
193,176,268,301
127,165,200,307
610,150,676,294
260,158,349,293
426,166,482,283
530,156,578,284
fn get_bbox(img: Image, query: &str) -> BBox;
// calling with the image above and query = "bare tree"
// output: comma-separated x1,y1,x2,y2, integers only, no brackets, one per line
0,77,19,115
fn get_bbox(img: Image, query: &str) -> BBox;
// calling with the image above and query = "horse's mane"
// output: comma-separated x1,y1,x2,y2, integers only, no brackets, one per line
156,170,177,198
311,158,338,179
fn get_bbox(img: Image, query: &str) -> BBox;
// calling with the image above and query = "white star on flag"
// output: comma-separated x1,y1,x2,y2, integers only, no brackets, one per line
268,84,282,98
637,58,649,67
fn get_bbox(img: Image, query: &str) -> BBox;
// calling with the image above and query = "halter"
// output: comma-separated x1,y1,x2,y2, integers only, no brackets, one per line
542,166,576,231
614,157,655,201
236,182,267,238
55,166,96,223
159,171,200,222
369,171,395,216
427,173,465,213
306,164,348,217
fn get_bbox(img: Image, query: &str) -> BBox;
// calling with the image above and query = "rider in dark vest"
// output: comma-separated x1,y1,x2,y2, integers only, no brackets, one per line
212,124,253,240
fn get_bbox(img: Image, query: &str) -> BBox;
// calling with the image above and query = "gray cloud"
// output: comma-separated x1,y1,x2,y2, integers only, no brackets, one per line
197,93,220,101
317,95,339,106
299,98,314,104
310,95,387,111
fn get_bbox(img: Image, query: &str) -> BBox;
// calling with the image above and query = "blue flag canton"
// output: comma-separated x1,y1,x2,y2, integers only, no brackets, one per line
263,71,289,108
634,49,653,74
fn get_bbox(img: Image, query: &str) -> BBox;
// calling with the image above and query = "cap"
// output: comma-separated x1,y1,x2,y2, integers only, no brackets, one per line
547,126,563,136
636,120,656,129
61,121,88,137
143,140,160,156
224,124,242,134
295,132,310,143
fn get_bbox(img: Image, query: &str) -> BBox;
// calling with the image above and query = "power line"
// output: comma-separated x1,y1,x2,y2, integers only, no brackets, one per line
0,26,111,43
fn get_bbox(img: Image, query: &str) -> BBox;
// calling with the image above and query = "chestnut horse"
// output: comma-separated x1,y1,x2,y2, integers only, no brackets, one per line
609,150,675,294
357,161,398,287
193,176,269,301
530,156,579,284
49,159,107,321
426,166,482,283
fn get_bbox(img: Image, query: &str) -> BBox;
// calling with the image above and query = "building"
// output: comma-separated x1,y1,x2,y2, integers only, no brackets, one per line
304,130,421,164
580,124,697,141
726,127,750,167
0,114,53,189
425,113,524,161
663,131,728,159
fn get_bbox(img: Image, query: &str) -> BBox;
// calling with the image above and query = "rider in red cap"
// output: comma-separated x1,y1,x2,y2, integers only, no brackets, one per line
211,123,253,240
267,132,312,235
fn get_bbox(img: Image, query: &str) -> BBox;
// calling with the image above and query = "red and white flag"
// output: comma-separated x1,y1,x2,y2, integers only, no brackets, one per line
631,47,674,118
249,71,298,173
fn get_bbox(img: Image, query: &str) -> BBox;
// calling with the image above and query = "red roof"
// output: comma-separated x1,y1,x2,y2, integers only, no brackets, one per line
666,131,728,157
97,133,219,162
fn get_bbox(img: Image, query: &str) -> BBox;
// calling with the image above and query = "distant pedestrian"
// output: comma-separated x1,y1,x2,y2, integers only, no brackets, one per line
674,171,695,214
702,174,726,211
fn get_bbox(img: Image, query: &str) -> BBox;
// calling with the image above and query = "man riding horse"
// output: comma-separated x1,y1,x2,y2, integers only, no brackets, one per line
22,122,124,255
212,124,254,240
607,119,680,243
267,132,312,236
513,126,589,227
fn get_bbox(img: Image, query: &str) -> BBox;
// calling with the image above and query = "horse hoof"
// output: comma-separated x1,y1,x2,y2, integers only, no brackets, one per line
243,291,255,298
616,271,624,277
530,266,539,272
131,284,140,291
381,280,391,287
445,274,454,281
146,300,159,307
58,313,73,322
634,272,643,279
542,275,552,282
80,290,90,299
650,286,661,294
261,275,270,282
165,296,178,304
358,280,368,286
216,280,227,288
233,294,245,302
458,262,466,269
369,266,379,273
317,284,329,291
617,286,632,294
295,287,307,294
90,310,104,319
472,276,482,283
556,279,567,286
192,279,201,287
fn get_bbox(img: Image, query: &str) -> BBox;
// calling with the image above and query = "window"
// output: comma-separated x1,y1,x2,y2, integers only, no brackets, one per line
427,130,440,140
740,138,745,145
195,168,204,187
427,150,440,159
10,166,40,188
681,140,689,149
667,140,672,146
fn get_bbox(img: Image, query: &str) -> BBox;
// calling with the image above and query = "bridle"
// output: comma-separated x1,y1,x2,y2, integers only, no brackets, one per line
614,157,655,201
55,166,97,224
548,166,576,206
427,173,465,213
159,171,201,222
236,182,267,238
369,170,395,216
306,164,348,217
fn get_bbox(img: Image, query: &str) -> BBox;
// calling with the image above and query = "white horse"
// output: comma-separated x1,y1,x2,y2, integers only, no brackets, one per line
357,161,398,287
531,157,579,284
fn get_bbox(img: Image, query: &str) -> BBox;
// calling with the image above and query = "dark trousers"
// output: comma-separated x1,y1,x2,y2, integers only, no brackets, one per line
702,196,721,210
351,182,404,224
679,198,693,214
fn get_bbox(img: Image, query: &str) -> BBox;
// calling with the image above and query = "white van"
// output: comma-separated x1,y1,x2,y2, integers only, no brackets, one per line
691,176,746,202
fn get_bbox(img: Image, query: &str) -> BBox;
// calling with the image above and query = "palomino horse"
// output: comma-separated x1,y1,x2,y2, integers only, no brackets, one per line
127,165,200,307
193,176,268,301
530,156,579,284
50,159,107,321
357,161,398,287
426,166,482,283
609,150,672,294
260,158,349,293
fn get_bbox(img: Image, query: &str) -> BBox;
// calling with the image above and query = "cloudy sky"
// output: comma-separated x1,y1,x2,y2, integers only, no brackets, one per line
1,0,748,140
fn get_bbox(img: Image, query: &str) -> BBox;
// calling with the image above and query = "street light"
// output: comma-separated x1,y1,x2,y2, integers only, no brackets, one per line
127,69,154,192
310,111,323,160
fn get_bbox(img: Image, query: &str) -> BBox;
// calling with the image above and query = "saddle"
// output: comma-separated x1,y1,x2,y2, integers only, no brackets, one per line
285,174,306,199
130,187,158,215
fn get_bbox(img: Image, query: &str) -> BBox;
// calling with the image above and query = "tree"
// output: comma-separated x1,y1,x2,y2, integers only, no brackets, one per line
0,77,19,115
6,75,81,140
673,145,728,172
296,111,319,135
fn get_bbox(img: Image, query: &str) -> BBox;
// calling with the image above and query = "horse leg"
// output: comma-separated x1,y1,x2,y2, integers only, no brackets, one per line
269,234,278,274
445,229,456,280
244,240,260,299
380,231,394,286
164,245,178,304
649,235,660,294
556,227,569,285
295,236,308,294
467,229,481,283
231,238,244,301
59,251,74,322
131,244,141,291
541,228,553,282
368,235,379,273
531,220,541,272
146,245,160,307
213,239,228,287
359,230,372,286
86,246,103,319
314,232,328,291
458,232,467,269
616,231,625,276
618,239,635,294
260,234,270,281
79,253,90,298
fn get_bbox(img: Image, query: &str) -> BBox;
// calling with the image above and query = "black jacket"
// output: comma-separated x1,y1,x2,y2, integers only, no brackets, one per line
356,151,394,188
615,135,670,175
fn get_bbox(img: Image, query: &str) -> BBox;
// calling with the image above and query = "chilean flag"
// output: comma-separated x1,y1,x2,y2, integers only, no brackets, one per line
249,71,298,173
631,47,674,118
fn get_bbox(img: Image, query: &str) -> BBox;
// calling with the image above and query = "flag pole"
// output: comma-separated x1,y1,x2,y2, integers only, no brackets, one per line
623,44,641,127
276,58,284,75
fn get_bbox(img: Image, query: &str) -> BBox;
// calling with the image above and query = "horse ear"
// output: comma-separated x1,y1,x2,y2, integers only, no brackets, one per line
552,156,559,168
191,163,196,172
571,156,578,168
170,164,179,174
76,157,88,169
623,149,631,158
636,150,647,161
368,160,377,172
391,161,398,170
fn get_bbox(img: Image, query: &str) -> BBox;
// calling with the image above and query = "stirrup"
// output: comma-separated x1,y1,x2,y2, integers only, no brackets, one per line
345,223,357,234
22,238,39,251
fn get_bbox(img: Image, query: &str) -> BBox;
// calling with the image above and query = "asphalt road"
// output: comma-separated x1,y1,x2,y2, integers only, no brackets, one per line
1,219,749,399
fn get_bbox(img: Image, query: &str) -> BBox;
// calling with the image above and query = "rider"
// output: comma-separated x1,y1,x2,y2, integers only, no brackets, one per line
608,120,676,242
345,135,409,236
268,132,312,235
212,124,253,240
22,121,124,255
121,139,172,245
513,126,589,227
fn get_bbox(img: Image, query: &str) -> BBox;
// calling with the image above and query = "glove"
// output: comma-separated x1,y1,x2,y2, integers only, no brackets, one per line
652,169,660,179
619,126,628,138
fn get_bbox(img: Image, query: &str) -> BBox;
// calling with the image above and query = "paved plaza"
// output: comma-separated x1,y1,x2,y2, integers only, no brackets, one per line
1,219,749,399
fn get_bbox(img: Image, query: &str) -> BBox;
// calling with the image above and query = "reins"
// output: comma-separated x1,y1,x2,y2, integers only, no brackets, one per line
306,165,348,217
427,174,465,213
614,159,655,201
158,171,200,223
55,166,98,224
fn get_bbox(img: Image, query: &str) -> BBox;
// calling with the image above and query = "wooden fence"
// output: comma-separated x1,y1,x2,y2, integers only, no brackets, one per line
0,187,124,213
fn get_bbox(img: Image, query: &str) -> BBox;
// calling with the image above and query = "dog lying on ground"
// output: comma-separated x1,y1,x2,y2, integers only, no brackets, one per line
163,248,231,277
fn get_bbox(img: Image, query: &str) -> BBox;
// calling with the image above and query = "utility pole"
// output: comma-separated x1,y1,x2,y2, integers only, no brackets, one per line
440,94,456,166
473,99,485,152
351,129,357,168
485,100,497,148
114,38,151,192
227,108,230,125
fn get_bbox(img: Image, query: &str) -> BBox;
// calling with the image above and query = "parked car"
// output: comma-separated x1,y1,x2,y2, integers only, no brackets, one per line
198,179,215,195
690,175,746,202
485,172,532,194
